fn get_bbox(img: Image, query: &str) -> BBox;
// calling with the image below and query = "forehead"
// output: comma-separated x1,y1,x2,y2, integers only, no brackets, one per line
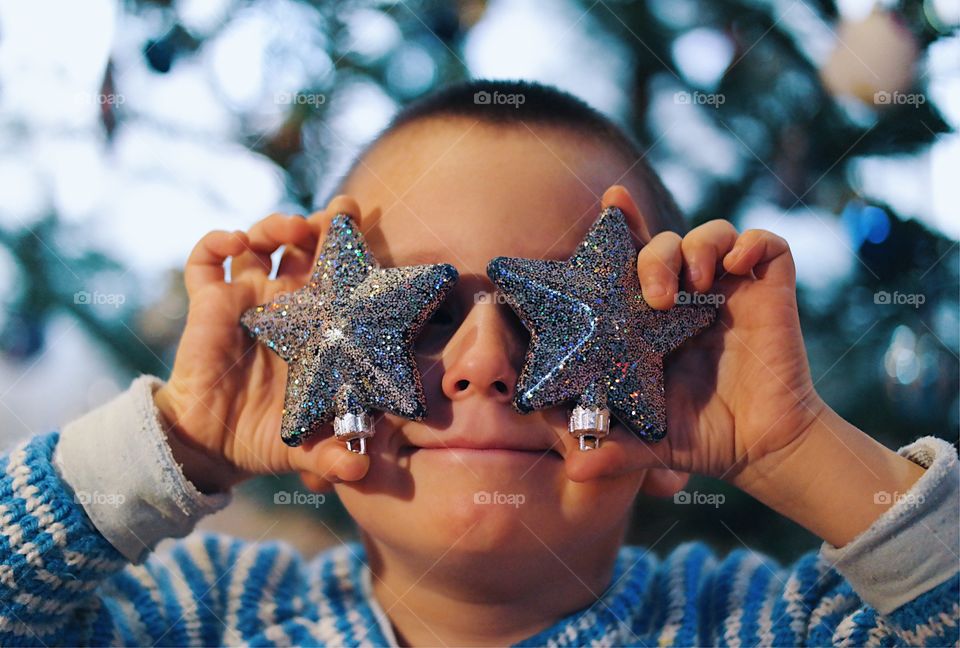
342,119,640,276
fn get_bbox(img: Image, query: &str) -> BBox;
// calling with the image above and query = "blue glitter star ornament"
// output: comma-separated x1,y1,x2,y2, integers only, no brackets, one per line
241,214,459,453
487,206,716,450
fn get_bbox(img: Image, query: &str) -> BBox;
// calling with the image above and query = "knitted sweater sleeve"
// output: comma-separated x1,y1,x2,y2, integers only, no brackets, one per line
0,432,314,646
0,431,129,644
0,375,232,645
646,436,959,647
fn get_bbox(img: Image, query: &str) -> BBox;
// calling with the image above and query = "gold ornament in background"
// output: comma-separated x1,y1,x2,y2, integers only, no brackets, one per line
820,9,919,107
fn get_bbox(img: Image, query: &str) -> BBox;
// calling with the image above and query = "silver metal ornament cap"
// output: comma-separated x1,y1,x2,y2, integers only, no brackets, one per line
333,412,375,454
569,405,611,451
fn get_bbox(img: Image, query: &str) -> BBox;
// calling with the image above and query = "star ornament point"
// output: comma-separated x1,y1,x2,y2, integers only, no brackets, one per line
241,214,458,450
487,206,716,444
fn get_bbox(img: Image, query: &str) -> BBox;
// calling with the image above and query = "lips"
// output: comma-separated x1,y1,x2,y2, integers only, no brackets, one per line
391,401,566,459
399,426,563,458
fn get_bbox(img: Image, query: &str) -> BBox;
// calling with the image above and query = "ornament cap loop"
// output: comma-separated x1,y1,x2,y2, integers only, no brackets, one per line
334,411,375,454
569,405,611,451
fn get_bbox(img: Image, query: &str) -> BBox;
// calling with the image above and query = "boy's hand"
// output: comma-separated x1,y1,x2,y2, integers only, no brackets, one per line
153,197,371,493
561,217,824,483
637,220,823,482
566,205,924,546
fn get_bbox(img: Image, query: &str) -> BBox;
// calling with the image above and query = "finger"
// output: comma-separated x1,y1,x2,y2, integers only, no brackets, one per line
722,229,795,284
267,217,321,280
564,427,673,483
602,185,652,246
299,471,334,494
232,213,314,277
184,230,249,297
639,469,690,498
289,434,370,483
680,219,738,293
275,245,316,280
636,231,683,309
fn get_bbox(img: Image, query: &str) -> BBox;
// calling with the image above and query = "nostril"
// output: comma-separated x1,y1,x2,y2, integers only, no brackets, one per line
493,380,508,394
455,379,470,391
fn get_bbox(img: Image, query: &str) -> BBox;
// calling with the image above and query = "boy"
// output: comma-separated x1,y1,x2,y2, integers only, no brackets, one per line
1,80,957,646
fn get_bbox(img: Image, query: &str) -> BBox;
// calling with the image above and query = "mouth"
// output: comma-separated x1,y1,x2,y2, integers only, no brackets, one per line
399,444,563,461
396,414,566,463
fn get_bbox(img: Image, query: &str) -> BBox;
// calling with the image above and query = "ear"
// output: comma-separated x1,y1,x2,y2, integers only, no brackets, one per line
639,468,690,498
602,185,652,247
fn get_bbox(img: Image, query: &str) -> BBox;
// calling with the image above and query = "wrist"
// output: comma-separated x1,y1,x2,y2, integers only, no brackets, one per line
153,383,249,493
730,394,829,495
734,403,925,547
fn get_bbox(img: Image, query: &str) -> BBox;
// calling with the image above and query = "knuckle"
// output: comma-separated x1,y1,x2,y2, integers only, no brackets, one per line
706,217,736,231
197,229,229,250
680,234,705,254
740,228,767,241
258,212,289,229
656,231,683,245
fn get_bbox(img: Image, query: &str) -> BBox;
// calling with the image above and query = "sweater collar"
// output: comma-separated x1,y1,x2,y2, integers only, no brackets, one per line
323,542,657,647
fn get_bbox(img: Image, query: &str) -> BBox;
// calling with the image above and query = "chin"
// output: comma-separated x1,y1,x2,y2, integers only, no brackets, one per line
334,443,637,564
340,470,570,561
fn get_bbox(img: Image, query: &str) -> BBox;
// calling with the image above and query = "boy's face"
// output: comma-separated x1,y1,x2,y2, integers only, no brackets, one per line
333,119,651,566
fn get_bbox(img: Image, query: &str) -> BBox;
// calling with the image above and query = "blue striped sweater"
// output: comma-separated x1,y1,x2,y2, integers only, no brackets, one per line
1,432,958,646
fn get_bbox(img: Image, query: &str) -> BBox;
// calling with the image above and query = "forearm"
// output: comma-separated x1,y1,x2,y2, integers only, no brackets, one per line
735,405,925,547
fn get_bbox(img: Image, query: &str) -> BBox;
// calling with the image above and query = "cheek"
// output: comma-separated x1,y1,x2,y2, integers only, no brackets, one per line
556,471,645,539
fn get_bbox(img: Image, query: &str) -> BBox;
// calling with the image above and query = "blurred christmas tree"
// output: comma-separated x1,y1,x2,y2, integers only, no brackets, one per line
1,0,955,559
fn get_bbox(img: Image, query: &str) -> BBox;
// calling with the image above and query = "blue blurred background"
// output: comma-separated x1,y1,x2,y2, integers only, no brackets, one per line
0,0,957,560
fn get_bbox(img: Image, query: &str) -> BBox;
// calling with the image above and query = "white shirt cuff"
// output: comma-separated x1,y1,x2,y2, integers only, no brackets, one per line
820,436,959,613
53,375,231,563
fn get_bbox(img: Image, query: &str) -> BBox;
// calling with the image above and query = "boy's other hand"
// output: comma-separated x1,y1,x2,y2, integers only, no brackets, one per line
153,196,371,493
566,214,826,488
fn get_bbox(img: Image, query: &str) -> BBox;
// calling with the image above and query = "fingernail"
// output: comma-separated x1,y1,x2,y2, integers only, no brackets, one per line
687,265,702,282
645,283,666,298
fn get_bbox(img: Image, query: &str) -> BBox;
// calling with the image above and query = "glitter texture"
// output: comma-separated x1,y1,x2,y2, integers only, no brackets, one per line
241,214,459,447
486,206,716,442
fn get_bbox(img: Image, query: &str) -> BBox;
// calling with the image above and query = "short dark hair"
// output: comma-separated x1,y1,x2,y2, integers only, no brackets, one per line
337,79,686,233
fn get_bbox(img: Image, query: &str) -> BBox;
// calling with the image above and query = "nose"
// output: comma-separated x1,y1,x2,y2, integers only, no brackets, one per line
440,291,521,404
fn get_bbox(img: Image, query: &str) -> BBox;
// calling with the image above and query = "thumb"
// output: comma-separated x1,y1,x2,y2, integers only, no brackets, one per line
289,433,371,483
564,428,673,482
640,469,690,497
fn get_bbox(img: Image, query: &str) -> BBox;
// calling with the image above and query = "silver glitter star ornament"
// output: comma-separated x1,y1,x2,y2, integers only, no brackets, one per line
241,214,459,454
487,206,716,450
